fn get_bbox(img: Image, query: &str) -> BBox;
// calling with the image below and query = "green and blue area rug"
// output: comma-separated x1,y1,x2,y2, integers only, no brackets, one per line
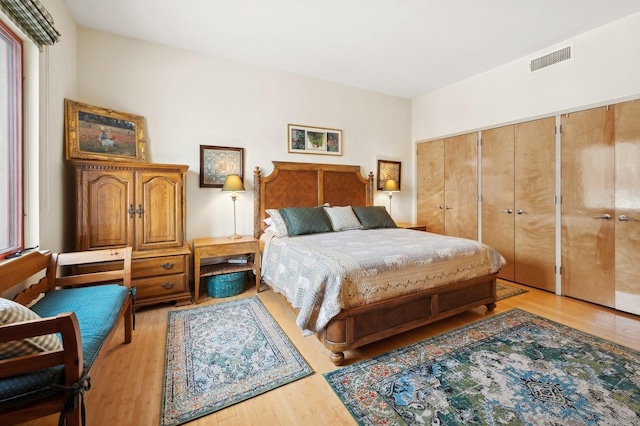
161,297,313,426
325,309,640,425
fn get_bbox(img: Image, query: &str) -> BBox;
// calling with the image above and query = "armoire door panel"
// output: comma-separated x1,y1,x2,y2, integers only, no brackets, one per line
481,125,515,281
417,139,445,234
514,117,556,291
85,170,133,250
561,107,615,307
614,100,640,315
444,133,477,240
136,172,183,250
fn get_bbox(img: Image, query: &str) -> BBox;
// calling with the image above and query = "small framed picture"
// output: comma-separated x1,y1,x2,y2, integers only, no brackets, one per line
287,124,342,156
200,145,244,188
377,160,401,190
64,99,146,162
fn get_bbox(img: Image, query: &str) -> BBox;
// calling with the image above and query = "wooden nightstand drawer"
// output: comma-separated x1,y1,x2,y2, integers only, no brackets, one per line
134,273,187,299
133,255,186,279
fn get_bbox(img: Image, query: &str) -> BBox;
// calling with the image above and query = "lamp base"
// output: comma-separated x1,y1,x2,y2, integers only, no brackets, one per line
228,233,243,240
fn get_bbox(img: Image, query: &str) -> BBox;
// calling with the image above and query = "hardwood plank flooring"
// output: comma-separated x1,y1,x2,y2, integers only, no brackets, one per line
19,279,640,425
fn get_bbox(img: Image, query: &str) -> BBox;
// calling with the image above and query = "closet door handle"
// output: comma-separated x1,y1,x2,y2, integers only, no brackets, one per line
135,204,144,218
499,209,513,214
592,214,611,220
445,206,453,210
516,209,528,215
439,205,444,209
128,204,135,218
619,214,640,222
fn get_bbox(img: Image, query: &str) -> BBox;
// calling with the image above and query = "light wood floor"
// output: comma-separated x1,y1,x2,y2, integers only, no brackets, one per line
20,280,640,425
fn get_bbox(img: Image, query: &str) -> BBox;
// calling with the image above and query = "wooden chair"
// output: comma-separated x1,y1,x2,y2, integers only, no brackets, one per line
0,247,133,426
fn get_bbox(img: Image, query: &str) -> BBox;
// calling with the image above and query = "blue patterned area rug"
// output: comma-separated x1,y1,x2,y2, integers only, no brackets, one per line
161,296,313,426
325,309,640,425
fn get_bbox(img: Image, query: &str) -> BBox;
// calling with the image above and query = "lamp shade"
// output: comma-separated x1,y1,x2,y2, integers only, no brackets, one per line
383,179,399,192
221,174,245,192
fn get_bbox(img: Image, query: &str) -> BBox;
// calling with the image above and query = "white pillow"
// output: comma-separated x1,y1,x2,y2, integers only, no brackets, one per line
265,209,288,237
324,206,363,231
0,298,63,359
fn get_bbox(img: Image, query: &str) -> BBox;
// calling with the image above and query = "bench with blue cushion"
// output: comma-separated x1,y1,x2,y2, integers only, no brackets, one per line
0,248,134,426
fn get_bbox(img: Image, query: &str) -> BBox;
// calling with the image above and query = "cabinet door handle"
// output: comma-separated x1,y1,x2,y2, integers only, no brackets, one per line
161,282,175,289
619,214,640,222
128,204,135,218
499,209,513,214
136,204,144,218
439,205,444,209
516,209,528,215
161,262,174,269
592,213,611,220
445,206,453,210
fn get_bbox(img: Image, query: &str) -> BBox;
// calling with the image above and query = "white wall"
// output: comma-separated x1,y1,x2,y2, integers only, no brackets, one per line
39,0,78,253
412,12,640,142
75,28,412,242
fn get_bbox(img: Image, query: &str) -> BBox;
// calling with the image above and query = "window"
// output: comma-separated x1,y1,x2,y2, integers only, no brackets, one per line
0,19,22,259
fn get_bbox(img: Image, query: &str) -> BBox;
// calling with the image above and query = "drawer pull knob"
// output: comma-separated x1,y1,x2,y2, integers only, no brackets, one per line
161,262,175,269
161,282,175,289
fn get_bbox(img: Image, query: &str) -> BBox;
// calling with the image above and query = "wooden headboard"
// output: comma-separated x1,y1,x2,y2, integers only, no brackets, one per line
253,161,374,237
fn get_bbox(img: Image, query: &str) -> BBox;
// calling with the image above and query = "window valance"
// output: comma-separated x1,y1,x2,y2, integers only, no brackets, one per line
0,0,60,48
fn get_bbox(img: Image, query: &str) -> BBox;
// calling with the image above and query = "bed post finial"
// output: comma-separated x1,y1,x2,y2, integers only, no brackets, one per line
368,171,374,206
254,167,262,238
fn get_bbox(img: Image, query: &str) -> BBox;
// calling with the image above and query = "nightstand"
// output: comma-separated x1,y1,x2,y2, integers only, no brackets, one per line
192,235,261,304
396,222,427,232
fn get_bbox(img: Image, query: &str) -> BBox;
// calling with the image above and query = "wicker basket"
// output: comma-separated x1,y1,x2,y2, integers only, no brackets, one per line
206,271,247,298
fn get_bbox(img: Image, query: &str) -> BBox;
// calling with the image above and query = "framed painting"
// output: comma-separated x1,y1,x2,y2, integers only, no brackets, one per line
200,145,244,188
287,124,342,155
64,99,146,162
377,160,401,190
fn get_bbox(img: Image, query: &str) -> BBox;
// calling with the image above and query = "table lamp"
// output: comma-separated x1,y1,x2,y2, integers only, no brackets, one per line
221,174,245,239
383,179,399,215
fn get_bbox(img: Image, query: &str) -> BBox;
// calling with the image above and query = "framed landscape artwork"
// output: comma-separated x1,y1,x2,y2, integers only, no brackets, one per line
377,160,401,190
200,145,244,188
288,124,342,155
64,99,146,162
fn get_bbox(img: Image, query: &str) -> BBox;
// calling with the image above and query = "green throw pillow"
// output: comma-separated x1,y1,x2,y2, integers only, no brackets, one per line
352,206,397,229
279,206,333,236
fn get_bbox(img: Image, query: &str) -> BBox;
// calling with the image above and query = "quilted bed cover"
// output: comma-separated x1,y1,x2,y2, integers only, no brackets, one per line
260,228,506,335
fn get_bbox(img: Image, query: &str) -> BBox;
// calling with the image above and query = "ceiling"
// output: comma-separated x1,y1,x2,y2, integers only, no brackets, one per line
63,0,640,99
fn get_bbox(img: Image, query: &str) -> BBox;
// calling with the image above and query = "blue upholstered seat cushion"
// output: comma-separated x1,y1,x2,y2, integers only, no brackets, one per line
0,285,129,411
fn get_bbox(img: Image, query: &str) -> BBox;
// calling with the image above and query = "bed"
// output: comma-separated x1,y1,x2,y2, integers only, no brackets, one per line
253,161,504,365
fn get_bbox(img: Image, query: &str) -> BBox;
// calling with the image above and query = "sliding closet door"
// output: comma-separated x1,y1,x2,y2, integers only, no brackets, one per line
514,117,556,291
417,139,445,234
561,107,615,306
444,133,477,240
614,100,640,315
481,125,515,280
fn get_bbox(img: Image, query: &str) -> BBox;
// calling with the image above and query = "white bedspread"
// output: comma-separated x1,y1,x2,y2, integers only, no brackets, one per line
261,228,506,335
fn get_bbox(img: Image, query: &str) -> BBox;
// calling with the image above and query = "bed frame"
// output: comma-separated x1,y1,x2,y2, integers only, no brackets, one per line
254,161,497,365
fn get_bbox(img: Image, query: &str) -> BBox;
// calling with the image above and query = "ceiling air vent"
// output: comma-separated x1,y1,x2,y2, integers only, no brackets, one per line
530,45,572,72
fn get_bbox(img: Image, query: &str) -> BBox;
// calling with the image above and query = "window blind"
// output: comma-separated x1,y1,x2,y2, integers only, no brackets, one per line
0,0,60,48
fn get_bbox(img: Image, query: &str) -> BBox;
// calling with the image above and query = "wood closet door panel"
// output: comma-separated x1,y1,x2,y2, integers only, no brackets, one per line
136,171,183,250
417,140,445,234
444,133,478,240
614,100,640,315
561,107,615,306
514,117,556,291
83,170,134,250
481,126,515,281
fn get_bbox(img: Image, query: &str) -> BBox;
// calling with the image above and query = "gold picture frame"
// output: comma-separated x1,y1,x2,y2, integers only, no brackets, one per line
64,99,146,162
287,124,342,155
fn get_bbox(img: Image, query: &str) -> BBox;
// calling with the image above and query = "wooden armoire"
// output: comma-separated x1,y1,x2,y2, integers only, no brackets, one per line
73,160,192,308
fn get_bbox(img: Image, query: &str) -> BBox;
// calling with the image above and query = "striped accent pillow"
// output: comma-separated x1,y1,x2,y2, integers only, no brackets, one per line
0,298,63,359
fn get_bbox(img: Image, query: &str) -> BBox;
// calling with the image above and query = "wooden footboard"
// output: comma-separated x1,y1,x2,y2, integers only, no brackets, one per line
318,274,498,365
